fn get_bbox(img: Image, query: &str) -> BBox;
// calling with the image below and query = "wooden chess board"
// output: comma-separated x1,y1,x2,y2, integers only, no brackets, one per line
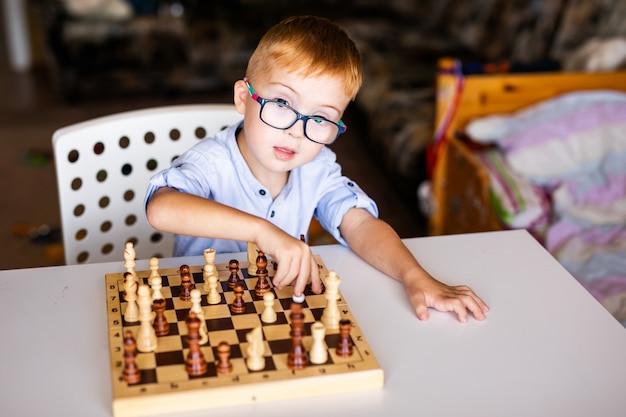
105,255,383,417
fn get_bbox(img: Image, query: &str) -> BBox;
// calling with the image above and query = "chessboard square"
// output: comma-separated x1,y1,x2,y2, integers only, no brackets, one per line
204,304,231,320
207,329,239,346
192,272,204,284
160,276,170,287
200,346,215,362
172,298,193,311
206,317,234,332
138,368,157,385
155,350,185,367
303,294,327,309
160,287,173,299
155,335,183,352
231,313,262,330
136,353,156,369
174,307,191,322
163,310,178,324
267,339,291,355
273,286,293,300
262,324,291,341
327,346,362,363
261,311,288,326
230,358,248,375
270,352,290,371
156,364,189,383
167,275,181,287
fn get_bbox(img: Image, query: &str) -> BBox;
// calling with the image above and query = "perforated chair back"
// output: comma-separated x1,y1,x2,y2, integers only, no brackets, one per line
52,104,242,265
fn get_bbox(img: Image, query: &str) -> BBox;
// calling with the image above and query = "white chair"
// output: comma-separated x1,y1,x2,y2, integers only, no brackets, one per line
52,104,242,265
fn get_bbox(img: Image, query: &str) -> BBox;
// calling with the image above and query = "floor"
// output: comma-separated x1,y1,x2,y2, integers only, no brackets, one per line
0,69,425,271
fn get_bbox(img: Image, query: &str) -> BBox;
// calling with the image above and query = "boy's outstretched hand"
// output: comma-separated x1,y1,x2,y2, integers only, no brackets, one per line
403,271,489,323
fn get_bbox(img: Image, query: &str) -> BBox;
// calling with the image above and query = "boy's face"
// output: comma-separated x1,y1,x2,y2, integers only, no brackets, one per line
234,67,351,182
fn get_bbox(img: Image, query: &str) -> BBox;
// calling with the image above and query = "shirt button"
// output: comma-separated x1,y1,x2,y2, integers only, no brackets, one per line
259,189,266,196
347,181,354,187
270,210,275,218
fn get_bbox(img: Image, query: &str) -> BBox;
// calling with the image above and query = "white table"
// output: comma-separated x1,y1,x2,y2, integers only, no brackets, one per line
2,230,626,417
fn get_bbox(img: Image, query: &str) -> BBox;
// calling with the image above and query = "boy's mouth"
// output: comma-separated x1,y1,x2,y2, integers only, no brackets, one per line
273,146,296,160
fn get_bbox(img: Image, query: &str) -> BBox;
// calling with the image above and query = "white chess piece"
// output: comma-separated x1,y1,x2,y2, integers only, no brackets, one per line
205,265,221,305
202,249,216,292
309,321,328,364
136,285,157,352
149,257,161,288
261,292,277,323
124,242,136,276
246,327,265,371
247,242,259,276
123,272,139,322
151,275,164,301
190,289,209,344
321,271,341,329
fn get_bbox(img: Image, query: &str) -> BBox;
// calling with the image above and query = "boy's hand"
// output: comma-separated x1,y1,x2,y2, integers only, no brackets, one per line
403,273,489,323
257,231,322,297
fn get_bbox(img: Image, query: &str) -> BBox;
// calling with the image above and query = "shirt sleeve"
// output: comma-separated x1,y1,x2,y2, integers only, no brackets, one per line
313,154,379,246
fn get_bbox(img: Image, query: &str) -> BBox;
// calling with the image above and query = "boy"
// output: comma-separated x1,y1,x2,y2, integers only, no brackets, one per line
145,15,488,322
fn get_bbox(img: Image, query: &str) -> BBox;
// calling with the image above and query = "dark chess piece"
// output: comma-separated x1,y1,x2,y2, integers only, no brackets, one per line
287,301,307,370
123,331,141,384
254,251,271,297
152,298,170,336
227,259,240,289
179,264,193,302
336,319,353,358
230,282,247,314
216,341,233,375
185,311,207,377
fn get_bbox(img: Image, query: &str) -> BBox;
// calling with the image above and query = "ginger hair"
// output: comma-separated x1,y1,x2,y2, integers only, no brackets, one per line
246,16,363,100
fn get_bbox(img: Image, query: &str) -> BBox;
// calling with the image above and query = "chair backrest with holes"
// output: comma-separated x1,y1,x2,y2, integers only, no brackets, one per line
52,104,242,265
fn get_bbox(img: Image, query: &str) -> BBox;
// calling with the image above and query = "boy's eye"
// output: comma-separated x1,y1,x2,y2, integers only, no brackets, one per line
275,98,289,107
311,117,327,124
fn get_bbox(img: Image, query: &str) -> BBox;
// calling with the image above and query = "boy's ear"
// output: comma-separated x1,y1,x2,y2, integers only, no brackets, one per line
233,79,248,114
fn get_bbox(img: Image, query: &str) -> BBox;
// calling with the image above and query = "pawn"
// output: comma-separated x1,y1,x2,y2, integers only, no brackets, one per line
122,331,140,384
230,282,246,314
336,319,353,358
190,289,209,345
216,341,233,375
261,292,277,323
287,302,306,370
123,272,139,323
185,311,207,377
254,251,271,297
149,257,161,288
227,259,240,289
179,265,193,302
309,321,328,365
151,275,164,301
152,298,170,336
205,265,221,305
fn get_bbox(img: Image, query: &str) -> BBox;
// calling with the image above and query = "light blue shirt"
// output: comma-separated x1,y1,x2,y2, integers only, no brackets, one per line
145,122,378,256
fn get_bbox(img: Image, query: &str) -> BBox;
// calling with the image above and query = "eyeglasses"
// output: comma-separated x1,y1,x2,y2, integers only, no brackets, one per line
244,78,347,145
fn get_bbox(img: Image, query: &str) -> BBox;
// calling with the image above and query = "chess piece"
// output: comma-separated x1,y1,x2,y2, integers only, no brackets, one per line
205,264,221,305
136,285,157,352
309,321,328,365
185,311,207,377
122,331,140,384
202,249,218,292
152,298,170,336
336,319,353,358
230,282,246,314
216,341,233,375
261,292,277,323
245,326,265,371
227,259,240,288
287,301,306,370
247,242,259,276
151,275,164,301
254,251,271,297
190,289,209,344
124,242,136,277
179,265,193,302
321,271,341,329
123,272,139,323
149,257,160,289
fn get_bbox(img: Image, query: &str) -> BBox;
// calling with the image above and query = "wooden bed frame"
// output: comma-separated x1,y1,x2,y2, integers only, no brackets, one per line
429,59,626,236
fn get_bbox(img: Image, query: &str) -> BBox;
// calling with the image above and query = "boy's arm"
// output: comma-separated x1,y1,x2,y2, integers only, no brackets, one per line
339,207,489,322
146,187,321,295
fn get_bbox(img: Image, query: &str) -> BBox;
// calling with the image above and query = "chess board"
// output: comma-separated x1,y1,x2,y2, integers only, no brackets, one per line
105,254,383,417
